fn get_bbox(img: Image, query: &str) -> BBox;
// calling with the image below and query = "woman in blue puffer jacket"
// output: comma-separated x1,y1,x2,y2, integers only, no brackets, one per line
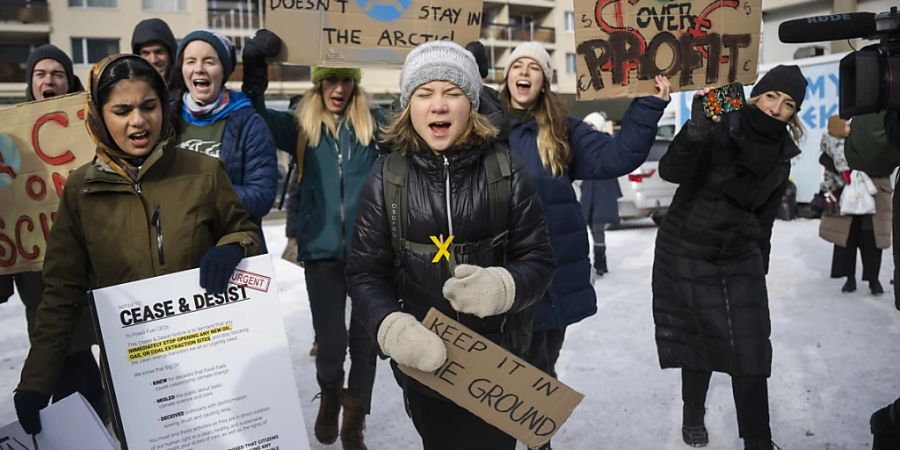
501,43,669,440
171,30,277,250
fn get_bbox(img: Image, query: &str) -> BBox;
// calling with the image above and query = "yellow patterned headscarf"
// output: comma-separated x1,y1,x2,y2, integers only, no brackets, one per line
84,54,172,182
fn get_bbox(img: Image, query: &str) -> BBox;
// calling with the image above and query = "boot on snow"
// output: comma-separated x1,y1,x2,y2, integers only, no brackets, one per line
842,277,857,293
743,438,782,450
593,245,609,276
341,389,368,450
314,375,343,444
870,280,884,295
682,403,708,447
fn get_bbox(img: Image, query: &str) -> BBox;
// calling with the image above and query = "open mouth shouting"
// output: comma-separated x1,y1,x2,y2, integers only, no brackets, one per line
128,130,151,148
428,121,452,138
41,89,57,99
515,79,533,96
329,93,346,111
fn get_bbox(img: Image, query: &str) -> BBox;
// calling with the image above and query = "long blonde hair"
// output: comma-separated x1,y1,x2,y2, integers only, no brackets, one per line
297,83,376,147
500,75,571,177
747,95,805,143
381,105,497,154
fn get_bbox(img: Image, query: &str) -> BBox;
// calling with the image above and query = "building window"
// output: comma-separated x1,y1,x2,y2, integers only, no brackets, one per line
71,38,119,64
143,0,188,11
68,0,117,7
566,53,577,74
565,11,575,32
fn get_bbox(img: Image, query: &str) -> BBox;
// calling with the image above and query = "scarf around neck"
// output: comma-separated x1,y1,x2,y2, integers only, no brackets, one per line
181,89,251,126
721,106,791,210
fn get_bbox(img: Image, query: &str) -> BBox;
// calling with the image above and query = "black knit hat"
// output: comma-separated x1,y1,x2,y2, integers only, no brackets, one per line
750,65,808,110
465,41,489,80
25,44,83,101
176,29,237,78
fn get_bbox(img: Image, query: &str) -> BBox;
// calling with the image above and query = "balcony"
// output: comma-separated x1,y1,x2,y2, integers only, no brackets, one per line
0,1,49,24
480,23,556,44
208,2,263,33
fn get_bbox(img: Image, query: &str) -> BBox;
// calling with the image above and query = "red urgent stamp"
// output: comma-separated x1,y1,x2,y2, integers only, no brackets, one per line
230,269,271,293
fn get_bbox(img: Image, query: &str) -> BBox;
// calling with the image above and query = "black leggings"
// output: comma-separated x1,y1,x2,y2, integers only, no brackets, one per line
682,369,771,440
405,387,516,450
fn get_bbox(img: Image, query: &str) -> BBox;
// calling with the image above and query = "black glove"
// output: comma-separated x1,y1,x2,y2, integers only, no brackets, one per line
14,390,49,434
244,29,282,59
199,244,244,294
242,29,283,99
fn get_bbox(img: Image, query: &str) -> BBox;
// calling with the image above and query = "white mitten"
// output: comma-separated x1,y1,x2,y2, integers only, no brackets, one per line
377,312,447,372
442,264,515,318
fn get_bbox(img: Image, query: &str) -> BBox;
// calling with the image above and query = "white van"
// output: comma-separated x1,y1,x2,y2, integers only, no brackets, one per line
617,113,678,224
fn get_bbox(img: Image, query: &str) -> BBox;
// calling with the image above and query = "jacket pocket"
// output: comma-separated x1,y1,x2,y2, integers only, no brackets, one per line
296,186,316,240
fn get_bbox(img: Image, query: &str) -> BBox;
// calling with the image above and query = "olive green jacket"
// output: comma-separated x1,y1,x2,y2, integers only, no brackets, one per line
18,142,260,395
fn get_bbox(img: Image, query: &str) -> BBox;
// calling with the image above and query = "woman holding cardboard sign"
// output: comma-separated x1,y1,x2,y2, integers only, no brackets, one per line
14,54,260,436
652,66,807,450
346,41,555,450
240,29,387,450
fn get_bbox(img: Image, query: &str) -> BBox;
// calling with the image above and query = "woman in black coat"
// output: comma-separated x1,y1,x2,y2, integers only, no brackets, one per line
346,41,555,450
652,65,807,450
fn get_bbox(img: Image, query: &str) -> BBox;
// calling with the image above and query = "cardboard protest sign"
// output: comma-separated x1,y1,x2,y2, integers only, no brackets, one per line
90,255,310,450
399,308,584,448
266,0,483,67
573,0,762,99
0,93,94,275
0,393,118,450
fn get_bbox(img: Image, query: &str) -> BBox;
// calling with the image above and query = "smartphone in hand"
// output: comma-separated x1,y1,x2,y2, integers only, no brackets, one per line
702,82,746,118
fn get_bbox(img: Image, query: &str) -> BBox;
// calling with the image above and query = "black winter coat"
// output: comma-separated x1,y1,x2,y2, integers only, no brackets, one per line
652,108,798,377
347,143,555,356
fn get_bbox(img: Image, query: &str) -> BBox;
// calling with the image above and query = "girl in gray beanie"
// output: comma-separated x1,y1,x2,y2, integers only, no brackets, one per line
347,40,556,450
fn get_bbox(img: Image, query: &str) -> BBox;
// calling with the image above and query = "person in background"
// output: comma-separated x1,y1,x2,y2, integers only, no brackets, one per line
1,43,106,424
347,40,555,450
14,54,259,436
653,65,807,450
836,112,894,296
241,29,383,450
131,18,178,90
579,112,622,277
171,29,277,251
500,42,669,450
464,40,509,141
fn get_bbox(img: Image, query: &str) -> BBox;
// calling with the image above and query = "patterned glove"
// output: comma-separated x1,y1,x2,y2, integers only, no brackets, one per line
442,264,515,318
377,312,446,372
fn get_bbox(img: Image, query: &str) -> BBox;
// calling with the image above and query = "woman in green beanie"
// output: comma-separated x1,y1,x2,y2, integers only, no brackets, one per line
241,31,385,450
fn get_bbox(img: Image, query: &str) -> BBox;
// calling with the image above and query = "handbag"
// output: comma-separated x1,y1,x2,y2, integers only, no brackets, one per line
839,170,877,216
811,190,841,216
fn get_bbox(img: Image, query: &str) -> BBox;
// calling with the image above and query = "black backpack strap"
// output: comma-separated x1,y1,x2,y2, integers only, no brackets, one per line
382,152,408,267
483,142,512,259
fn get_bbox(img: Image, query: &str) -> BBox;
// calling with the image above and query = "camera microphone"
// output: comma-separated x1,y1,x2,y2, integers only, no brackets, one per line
778,12,876,43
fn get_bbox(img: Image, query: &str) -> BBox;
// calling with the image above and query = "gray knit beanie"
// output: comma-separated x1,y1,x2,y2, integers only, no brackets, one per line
399,41,482,111
506,41,552,84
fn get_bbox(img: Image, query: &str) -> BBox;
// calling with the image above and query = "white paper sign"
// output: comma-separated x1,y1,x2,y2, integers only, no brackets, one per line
0,393,118,450
90,255,309,450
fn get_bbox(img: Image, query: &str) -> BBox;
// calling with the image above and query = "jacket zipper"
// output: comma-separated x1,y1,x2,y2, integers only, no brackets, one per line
334,134,346,251
132,182,159,270
721,277,736,351
443,155,460,322
151,202,165,265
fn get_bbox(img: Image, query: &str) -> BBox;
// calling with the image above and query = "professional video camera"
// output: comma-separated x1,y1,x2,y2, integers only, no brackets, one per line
778,7,899,118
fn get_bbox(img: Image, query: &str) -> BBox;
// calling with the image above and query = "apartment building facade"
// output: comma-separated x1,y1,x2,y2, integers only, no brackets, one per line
1,0,897,105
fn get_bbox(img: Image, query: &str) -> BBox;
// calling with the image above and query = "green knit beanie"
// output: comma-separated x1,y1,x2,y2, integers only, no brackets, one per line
311,66,362,85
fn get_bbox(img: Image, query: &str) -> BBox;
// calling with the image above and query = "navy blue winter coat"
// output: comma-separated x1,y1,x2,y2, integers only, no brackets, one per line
580,178,622,224
510,96,666,330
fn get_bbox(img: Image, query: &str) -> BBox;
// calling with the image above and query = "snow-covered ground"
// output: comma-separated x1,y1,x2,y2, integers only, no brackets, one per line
1,217,898,449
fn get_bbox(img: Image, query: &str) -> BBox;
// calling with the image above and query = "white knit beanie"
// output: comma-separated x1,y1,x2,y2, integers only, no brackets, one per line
505,41,552,83
399,41,482,110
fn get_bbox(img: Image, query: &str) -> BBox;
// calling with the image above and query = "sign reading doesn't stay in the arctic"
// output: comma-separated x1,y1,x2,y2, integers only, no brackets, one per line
266,0,483,67
573,0,762,99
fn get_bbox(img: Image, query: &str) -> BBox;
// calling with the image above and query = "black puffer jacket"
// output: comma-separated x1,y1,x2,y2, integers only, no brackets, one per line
652,107,798,377
347,142,555,353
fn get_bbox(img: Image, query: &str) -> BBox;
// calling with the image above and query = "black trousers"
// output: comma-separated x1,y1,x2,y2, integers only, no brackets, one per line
405,387,516,450
304,260,377,409
526,328,567,378
682,369,771,440
831,215,882,281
